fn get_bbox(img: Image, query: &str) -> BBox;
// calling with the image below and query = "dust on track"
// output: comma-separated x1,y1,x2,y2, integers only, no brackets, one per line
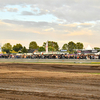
0,63,100,100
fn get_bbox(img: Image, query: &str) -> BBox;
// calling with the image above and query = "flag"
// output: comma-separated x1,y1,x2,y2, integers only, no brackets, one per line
0,44,1,53
46,41,48,53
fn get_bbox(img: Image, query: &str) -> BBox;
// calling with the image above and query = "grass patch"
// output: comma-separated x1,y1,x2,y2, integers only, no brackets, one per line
91,62,100,64
89,73,100,75
0,59,100,65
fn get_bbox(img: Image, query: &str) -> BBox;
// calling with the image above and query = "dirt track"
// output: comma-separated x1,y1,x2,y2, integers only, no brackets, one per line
0,63,100,100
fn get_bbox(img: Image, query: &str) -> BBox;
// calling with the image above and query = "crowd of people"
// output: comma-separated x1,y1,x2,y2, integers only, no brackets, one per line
0,54,100,59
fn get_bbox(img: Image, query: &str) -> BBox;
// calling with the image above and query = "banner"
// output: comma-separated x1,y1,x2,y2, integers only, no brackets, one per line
46,41,48,53
0,45,1,53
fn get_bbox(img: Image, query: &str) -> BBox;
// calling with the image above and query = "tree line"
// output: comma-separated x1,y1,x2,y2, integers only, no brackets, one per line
1,41,83,54
1,41,99,54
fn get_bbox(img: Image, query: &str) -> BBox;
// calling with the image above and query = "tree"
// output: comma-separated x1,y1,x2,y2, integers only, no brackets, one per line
62,44,68,50
43,41,59,51
48,46,56,51
76,42,83,49
21,46,28,53
13,43,23,52
67,41,76,54
2,43,12,53
38,46,45,52
94,47,100,52
29,41,39,50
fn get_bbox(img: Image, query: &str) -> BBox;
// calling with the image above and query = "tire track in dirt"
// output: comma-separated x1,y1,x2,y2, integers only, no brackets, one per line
0,63,100,100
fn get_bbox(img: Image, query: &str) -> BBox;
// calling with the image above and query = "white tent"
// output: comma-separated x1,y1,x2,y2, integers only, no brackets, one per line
85,45,93,50
95,52,100,55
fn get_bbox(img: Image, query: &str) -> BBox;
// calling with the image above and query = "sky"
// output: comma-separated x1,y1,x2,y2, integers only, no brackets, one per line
0,0,100,49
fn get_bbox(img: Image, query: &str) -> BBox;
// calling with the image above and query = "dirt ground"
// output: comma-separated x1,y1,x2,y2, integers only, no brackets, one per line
0,63,100,100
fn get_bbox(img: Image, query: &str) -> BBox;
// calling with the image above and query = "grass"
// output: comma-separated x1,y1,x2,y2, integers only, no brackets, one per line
0,61,100,65
91,62,100,64
0,58,100,65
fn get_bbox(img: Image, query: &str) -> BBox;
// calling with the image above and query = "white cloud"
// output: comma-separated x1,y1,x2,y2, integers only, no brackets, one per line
6,8,18,12
21,11,34,15
0,0,100,22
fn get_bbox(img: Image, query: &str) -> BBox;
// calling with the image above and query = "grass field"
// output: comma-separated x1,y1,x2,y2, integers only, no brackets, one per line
0,58,100,65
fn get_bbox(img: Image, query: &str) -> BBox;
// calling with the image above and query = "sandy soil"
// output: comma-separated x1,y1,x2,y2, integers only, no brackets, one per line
0,63,100,100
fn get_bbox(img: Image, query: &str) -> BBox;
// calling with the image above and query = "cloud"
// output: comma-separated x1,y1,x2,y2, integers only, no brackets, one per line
43,28,54,32
36,9,49,15
78,23,93,28
0,20,49,48
2,19,58,28
0,6,18,12
21,11,34,15
67,29,93,36
0,0,100,22
6,8,18,12
1,19,98,36
0,6,6,11
21,9,50,16
32,8,38,13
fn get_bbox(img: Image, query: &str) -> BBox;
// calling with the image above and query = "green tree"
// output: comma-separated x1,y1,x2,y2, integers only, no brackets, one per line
68,41,76,54
62,44,68,50
48,46,56,51
29,41,39,50
94,47,100,52
21,46,28,53
13,43,23,52
76,42,83,49
2,43,12,53
43,41,59,51
38,46,45,52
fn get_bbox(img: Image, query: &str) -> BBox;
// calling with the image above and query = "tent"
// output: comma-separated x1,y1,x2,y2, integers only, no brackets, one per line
85,45,93,50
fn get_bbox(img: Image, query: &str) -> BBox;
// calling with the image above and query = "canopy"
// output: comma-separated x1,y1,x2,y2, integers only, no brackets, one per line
86,45,92,50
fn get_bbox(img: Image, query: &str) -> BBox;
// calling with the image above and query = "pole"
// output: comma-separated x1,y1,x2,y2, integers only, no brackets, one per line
46,40,48,54
52,42,53,54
